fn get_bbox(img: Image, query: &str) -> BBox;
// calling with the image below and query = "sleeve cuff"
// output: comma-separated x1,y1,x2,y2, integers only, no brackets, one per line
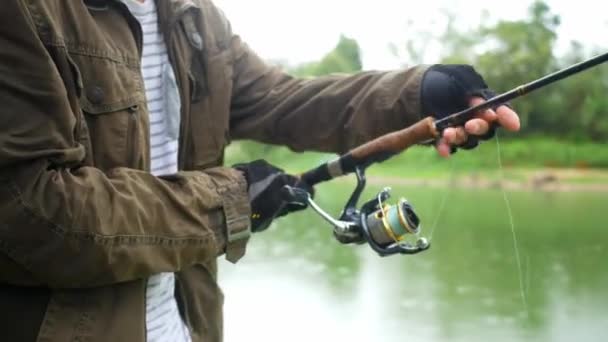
401,64,431,124
218,174,251,263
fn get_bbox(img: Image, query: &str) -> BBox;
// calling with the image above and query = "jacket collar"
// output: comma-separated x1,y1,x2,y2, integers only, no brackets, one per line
162,0,200,15
154,0,200,28
144,0,200,44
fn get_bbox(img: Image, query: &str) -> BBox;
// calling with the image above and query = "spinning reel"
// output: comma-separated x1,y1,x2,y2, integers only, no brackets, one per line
283,166,430,257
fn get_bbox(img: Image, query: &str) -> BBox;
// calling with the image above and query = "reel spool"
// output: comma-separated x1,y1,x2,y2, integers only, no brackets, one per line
357,188,430,256
366,199,420,248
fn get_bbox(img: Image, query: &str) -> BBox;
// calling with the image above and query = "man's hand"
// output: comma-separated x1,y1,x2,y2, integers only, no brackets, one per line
437,97,520,157
421,65,521,157
234,160,314,232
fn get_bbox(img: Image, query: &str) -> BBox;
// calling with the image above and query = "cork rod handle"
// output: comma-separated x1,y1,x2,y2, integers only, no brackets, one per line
350,117,439,159
300,117,440,187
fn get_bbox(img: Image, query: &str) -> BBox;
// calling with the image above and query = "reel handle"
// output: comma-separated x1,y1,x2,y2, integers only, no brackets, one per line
281,185,359,237
281,184,310,205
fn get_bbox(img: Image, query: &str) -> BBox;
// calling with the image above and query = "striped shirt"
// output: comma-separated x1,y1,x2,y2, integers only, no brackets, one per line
120,1,190,341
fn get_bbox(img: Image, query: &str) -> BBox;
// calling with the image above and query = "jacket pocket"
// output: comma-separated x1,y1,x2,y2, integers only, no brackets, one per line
68,53,147,171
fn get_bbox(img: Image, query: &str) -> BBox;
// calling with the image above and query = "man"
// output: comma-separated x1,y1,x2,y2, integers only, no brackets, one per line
0,0,519,341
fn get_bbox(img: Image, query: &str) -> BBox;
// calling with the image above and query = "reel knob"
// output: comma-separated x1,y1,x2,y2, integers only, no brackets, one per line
415,237,430,250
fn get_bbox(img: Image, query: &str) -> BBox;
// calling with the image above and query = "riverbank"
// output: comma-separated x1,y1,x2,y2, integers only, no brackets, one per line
365,168,608,192
225,137,608,191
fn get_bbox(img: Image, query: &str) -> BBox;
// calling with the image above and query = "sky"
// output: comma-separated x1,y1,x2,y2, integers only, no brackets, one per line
214,0,606,70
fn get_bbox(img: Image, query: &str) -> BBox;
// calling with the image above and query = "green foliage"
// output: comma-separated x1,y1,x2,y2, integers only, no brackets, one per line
226,136,608,178
435,1,608,141
290,35,362,77
366,136,608,178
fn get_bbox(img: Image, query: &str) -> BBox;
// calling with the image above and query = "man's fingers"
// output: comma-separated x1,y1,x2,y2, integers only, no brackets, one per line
454,128,467,144
443,127,468,145
434,95,521,157
469,96,498,122
442,128,453,143
464,118,489,136
468,96,521,132
436,139,452,158
496,105,521,131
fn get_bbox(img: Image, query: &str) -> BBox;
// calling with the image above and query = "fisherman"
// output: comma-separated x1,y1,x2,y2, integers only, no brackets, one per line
0,0,519,341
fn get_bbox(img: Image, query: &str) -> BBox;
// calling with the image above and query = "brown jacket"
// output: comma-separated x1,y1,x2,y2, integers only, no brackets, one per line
0,0,427,341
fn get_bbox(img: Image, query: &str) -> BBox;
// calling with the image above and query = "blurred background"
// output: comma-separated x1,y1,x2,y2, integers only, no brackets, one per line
214,1,608,341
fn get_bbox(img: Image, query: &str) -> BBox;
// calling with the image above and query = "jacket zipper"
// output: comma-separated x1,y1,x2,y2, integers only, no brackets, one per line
165,7,195,171
162,7,197,333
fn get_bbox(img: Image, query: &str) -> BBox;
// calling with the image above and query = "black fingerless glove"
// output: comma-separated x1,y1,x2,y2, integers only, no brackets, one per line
234,160,314,233
421,64,502,150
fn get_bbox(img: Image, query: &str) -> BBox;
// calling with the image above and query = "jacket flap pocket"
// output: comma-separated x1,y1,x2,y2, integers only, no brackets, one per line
69,53,144,114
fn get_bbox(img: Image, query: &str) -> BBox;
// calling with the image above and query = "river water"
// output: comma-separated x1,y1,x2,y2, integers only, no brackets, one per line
220,182,608,342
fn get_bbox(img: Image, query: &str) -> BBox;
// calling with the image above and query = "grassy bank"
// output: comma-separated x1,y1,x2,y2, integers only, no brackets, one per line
226,136,608,176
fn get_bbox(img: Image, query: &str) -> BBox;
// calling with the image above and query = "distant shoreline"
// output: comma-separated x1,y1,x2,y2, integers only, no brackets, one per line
364,168,608,192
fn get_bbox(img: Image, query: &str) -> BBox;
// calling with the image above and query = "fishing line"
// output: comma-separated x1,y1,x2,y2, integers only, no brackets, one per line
428,157,455,242
495,133,528,314
525,254,531,300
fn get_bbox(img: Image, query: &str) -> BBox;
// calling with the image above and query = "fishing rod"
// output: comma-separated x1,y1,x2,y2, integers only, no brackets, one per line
284,52,608,257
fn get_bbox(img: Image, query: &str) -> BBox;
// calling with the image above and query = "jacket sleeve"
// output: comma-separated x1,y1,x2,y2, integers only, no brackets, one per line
222,18,429,154
0,0,250,289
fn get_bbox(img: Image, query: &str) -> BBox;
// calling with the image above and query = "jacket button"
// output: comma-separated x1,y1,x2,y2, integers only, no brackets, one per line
87,86,105,105
190,32,203,50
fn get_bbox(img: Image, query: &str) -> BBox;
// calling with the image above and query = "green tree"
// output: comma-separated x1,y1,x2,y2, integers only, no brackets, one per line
290,35,362,77
438,1,560,134
424,0,607,141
